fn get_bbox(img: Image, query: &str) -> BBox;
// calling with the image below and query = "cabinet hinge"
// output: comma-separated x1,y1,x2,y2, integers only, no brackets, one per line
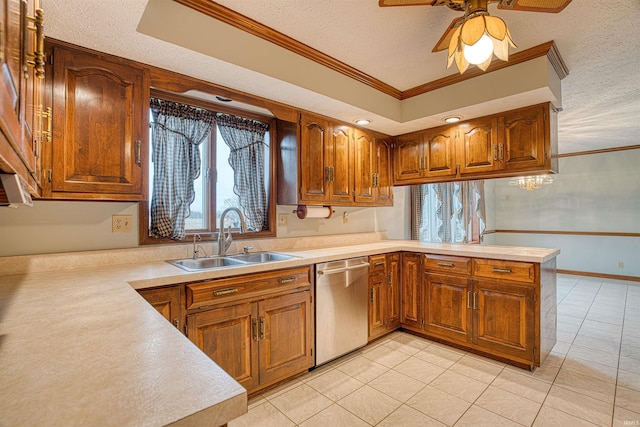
533,294,537,302
533,347,537,355
48,54,53,65
310,295,313,304
47,169,52,183
421,318,425,326
310,348,313,356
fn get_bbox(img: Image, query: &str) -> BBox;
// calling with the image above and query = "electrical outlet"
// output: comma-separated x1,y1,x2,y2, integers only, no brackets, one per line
343,211,349,224
278,214,288,227
112,215,133,233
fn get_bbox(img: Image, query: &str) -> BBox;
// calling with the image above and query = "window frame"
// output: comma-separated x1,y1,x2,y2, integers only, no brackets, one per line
139,89,277,245
410,182,484,244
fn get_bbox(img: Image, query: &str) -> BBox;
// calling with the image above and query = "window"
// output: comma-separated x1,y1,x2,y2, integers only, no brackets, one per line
141,94,275,244
411,181,485,244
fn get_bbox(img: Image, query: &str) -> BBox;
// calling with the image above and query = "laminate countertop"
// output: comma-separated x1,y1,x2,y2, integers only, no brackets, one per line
0,240,559,426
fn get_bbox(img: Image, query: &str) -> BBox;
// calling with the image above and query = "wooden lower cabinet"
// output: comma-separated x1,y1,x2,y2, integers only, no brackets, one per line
423,273,471,344
401,253,554,369
259,291,313,385
187,302,259,390
185,267,314,393
473,279,535,362
368,253,401,341
138,286,182,331
400,253,422,330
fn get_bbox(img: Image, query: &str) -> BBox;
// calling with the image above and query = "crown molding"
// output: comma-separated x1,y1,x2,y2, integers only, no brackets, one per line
174,0,569,102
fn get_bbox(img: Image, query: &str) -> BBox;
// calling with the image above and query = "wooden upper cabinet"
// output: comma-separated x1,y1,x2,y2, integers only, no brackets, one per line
393,134,422,183
44,41,148,200
373,139,393,206
299,114,329,203
0,0,44,195
392,103,557,185
329,124,353,203
423,126,456,178
354,129,374,204
500,104,548,171
457,117,499,175
279,112,392,207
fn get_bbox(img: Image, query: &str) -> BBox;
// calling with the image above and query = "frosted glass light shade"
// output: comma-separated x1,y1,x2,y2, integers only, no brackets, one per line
463,34,493,64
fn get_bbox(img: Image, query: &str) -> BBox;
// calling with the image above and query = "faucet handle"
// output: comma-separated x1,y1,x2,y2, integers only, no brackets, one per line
243,246,254,254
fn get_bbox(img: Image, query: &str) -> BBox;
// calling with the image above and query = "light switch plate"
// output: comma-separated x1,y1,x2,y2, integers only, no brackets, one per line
278,214,288,226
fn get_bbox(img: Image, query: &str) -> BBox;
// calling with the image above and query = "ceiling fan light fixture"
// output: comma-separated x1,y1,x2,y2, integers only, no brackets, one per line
446,13,516,74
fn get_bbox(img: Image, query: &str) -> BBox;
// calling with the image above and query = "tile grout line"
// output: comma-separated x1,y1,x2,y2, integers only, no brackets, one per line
611,282,629,427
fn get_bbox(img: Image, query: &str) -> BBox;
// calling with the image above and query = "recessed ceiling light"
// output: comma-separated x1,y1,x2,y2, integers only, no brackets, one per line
444,116,462,123
215,96,233,102
355,119,371,125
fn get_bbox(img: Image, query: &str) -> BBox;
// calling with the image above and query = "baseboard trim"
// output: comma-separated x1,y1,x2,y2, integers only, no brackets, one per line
557,269,640,283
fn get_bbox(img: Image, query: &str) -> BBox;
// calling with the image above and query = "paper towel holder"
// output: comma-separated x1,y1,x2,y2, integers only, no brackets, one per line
293,205,335,219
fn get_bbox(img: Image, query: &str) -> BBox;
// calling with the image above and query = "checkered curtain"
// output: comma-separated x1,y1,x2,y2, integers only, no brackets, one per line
216,114,270,231
411,181,485,243
149,98,215,239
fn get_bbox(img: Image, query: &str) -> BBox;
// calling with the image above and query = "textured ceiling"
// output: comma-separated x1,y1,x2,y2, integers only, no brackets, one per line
45,0,640,154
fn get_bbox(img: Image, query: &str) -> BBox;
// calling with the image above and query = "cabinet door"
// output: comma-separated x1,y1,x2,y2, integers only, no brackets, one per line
49,44,146,197
368,271,387,340
258,290,313,386
457,117,499,175
329,124,353,204
354,128,374,204
393,135,422,183
138,286,181,331
187,303,259,390
386,253,401,329
424,273,472,344
423,126,456,178
374,139,393,206
299,114,329,203
472,280,535,362
400,253,422,329
500,105,547,171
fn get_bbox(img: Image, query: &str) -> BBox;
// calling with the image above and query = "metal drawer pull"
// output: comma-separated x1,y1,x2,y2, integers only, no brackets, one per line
473,292,478,310
467,291,472,309
279,277,297,285
373,261,385,267
437,262,455,267
173,318,179,329
387,272,392,286
213,287,238,296
492,268,513,274
259,317,265,340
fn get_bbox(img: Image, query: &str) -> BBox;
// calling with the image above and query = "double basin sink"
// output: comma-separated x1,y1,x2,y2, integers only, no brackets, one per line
168,252,295,272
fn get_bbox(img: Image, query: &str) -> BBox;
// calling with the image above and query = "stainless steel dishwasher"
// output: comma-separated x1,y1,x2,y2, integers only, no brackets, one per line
315,257,369,365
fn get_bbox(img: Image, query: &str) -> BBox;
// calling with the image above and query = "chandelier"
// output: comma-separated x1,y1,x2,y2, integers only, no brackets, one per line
509,175,554,191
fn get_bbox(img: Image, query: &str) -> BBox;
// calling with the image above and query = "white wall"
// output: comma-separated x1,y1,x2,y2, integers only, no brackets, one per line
0,187,409,256
485,149,640,277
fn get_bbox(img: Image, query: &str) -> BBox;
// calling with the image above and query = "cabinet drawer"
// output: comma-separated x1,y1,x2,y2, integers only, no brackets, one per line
473,259,535,284
186,266,311,310
369,254,387,273
424,254,472,276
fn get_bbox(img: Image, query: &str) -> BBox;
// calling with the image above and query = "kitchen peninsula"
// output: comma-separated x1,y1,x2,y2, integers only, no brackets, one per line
0,237,558,425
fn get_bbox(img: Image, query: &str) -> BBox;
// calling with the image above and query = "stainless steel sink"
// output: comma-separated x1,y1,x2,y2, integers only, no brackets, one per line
167,257,249,271
226,252,294,263
167,252,295,271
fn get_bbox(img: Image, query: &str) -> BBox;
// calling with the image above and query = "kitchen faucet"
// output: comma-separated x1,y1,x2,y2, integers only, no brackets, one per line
218,207,247,256
192,233,202,259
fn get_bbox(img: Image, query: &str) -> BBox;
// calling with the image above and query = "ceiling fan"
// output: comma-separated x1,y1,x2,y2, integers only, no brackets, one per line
379,0,572,73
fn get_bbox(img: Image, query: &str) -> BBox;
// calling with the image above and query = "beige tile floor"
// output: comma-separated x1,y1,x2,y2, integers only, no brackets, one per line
229,274,640,427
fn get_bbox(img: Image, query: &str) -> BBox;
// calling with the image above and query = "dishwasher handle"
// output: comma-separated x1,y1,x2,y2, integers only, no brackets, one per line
317,262,370,275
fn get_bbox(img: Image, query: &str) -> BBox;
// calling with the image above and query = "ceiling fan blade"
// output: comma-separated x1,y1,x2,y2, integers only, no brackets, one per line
378,0,432,6
497,0,572,13
432,17,464,52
